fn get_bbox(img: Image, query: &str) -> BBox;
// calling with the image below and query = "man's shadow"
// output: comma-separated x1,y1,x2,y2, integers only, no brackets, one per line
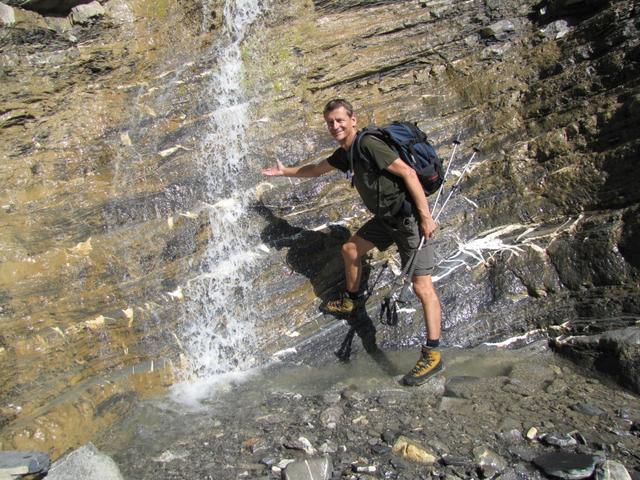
255,202,352,301
254,202,400,375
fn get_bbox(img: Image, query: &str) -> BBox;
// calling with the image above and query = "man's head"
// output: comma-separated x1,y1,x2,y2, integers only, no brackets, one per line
323,98,357,148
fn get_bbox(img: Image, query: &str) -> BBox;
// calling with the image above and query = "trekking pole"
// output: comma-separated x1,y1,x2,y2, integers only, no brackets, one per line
366,261,389,298
434,139,483,222
380,236,425,326
431,132,461,215
335,261,388,361
397,236,426,303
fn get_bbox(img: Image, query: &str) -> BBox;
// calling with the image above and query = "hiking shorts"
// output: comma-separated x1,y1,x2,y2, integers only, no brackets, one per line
357,215,435,277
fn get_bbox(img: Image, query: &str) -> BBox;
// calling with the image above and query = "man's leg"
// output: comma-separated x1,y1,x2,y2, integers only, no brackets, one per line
342,234,376,294
324,234,376,316
412,274,441,341
402,273,444,386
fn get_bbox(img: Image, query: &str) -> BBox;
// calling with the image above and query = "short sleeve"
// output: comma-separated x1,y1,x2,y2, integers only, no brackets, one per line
360,135,399,170
327,148,349,173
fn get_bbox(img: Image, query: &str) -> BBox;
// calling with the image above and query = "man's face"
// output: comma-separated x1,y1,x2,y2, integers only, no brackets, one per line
324,106,357,146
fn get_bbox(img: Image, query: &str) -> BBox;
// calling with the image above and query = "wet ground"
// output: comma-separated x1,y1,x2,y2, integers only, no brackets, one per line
97,340,640,479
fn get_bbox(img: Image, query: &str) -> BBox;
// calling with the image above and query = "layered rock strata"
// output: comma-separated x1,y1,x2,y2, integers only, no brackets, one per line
0,0,638,458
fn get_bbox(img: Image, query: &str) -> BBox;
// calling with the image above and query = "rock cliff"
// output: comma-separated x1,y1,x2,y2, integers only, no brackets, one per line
0,0,638,458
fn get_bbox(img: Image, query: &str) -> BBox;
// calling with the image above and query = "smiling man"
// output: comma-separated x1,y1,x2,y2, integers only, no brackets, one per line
262,98,443,386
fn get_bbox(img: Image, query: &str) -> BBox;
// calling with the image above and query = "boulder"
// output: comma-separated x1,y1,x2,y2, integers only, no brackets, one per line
45,443,124,480
533,452,598,480
551,327,640,394
0,2,15,25
70,0,104,24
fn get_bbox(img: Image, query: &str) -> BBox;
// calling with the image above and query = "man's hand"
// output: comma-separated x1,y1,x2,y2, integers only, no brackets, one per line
420,216,437,239
262,160,286,176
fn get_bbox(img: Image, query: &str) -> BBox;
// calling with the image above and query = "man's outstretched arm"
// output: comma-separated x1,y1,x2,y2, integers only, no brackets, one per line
262,159,334,178
262,159,334,177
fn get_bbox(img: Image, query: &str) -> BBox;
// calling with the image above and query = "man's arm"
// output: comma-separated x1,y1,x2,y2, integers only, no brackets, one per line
262,159,335,178
385,158,437,239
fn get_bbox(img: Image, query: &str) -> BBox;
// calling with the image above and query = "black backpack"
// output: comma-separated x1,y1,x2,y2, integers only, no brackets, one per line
353,121,444,197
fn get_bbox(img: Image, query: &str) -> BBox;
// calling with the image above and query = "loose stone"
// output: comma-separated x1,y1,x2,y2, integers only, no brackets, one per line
283,437,316,455
322,392,342,405
542,432,578,447
594,460,632,480
533,452,598,480
473,446,508,474
526,427,539,440
441,454,469,466
0,2,15,26
571,402,606,417
283,457,332,480
0,451,50,478
70,1,105,24
320,406,343,429
391,436,437,465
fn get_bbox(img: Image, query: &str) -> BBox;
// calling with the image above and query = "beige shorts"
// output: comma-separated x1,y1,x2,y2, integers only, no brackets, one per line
357,215,435,276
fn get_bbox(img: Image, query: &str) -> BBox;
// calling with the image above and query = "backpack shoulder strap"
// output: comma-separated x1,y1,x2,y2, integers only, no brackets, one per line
355,126,393,164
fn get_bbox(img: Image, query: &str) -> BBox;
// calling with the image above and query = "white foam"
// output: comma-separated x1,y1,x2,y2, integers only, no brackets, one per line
169,367,259,410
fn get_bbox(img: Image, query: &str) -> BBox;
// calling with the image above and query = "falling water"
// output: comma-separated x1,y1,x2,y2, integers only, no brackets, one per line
177,0,268,390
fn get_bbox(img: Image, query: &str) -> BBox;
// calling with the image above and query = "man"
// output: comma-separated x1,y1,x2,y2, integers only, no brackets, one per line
262,99,443,386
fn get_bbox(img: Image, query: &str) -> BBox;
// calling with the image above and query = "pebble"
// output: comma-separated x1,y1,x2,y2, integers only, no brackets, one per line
283,437,316,455
441,454,469,466
322,393,342,405
473,446,508,474
572,402,606,417
391,436,437,465
542,432,578,448
320,406,343,429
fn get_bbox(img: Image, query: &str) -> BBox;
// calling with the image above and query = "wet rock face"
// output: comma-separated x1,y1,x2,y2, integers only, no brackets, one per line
1,0,219,457
1,0,640,460
250,0,640,382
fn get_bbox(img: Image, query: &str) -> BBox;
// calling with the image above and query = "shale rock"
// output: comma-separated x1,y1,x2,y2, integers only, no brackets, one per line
552,327,640,394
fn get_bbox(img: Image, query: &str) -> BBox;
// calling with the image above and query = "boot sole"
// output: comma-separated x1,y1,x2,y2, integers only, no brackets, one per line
401,362,445,387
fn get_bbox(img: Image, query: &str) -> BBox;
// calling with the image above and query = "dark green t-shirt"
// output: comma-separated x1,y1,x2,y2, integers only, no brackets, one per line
327,134,407,217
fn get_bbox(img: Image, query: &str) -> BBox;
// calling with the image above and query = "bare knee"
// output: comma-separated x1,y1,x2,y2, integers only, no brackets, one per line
413,276,438,301
341,241,360,262
342,235,374,263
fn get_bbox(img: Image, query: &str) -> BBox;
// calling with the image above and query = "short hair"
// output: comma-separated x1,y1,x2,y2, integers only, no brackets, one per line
323,98,354,117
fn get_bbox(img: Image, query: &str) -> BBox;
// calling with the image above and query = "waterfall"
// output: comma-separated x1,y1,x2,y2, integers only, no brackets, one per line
176,0,268,391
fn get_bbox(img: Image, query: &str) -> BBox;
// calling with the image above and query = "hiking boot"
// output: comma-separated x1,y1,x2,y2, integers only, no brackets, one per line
402,347,443,386
322,293,364,317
